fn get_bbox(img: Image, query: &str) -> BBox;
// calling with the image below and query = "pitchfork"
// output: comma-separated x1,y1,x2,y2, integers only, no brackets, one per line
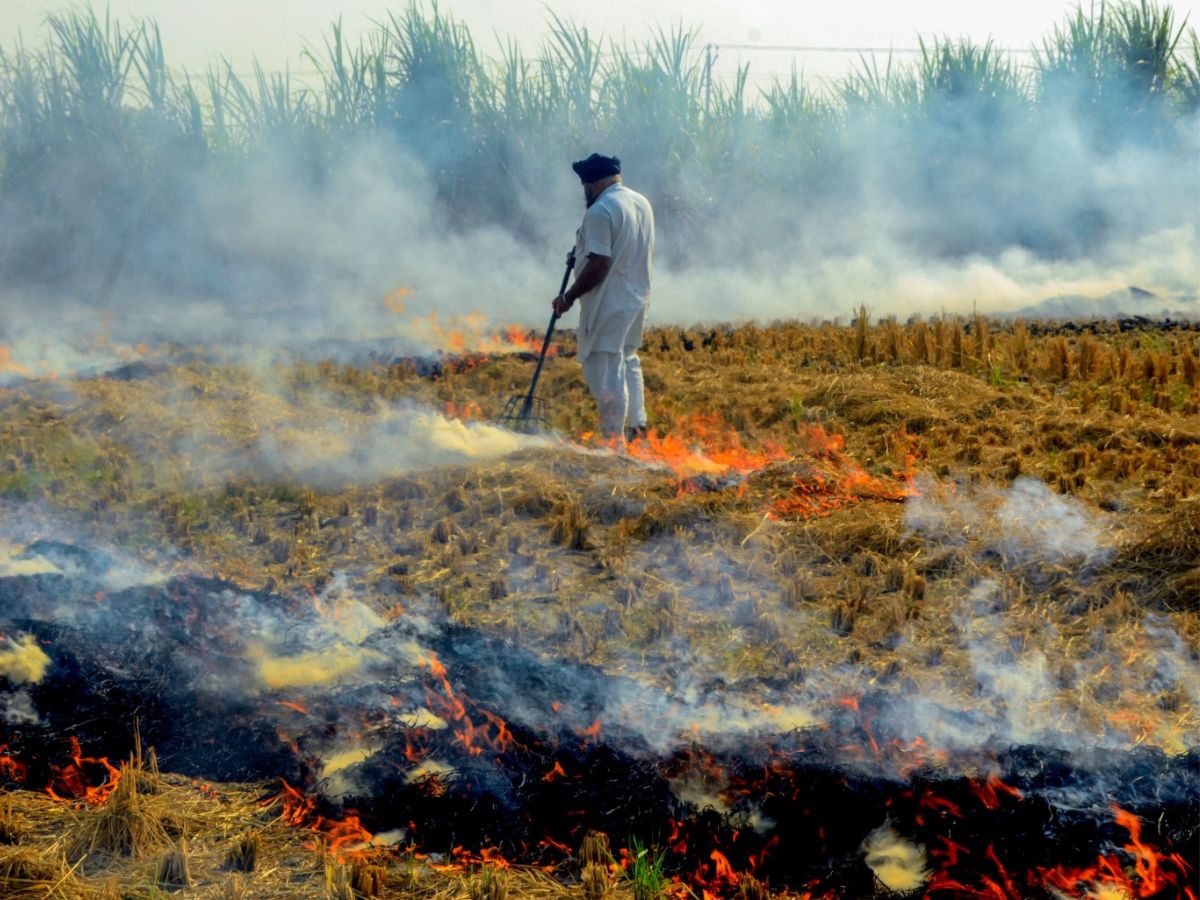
499,248,576,433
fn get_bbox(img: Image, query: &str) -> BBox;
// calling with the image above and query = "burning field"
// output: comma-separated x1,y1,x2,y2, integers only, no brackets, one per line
0,315,1197,898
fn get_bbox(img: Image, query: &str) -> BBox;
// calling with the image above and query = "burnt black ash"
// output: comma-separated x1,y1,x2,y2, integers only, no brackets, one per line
1,546,1196,898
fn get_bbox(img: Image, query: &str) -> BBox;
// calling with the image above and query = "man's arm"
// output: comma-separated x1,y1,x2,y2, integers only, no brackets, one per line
553,254,611,315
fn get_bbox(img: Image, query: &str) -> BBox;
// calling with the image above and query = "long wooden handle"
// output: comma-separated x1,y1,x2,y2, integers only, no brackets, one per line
519,250,577,419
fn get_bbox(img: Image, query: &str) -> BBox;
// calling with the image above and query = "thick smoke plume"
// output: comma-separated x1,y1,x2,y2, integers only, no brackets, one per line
0,3,1197,379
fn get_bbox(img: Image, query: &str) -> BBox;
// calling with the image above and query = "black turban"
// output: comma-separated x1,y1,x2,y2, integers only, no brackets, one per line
571,153,621,183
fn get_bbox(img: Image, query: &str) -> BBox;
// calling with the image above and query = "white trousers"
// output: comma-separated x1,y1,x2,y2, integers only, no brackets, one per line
582,350,646,438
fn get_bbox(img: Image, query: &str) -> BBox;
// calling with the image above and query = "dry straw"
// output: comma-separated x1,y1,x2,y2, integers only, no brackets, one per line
0,841,84,899
66,761,171,863
155,839,191,890
223,830,262,873
0,796,23,846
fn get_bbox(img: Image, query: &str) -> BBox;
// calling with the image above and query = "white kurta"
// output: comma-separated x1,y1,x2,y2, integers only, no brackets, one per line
572,183,655,362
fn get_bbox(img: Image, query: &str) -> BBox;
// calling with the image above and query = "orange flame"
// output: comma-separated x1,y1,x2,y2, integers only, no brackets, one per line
578,718,602,747
0,346,31,377
0,743,27,783
919,789,964,820
407,312,558,359
45,736,120,805
444,399,484,420
1039,805,1187,899
942,803,1200,900
928,841,1020,899
452,845,512,869
709,849,740,886
540,835,573,857
277,779,316,826
585,414,787,489
582,417,918,515
968,774,1023,811
274,779,375,858
384,287,411,314
420,652,522,758
326,814,374,856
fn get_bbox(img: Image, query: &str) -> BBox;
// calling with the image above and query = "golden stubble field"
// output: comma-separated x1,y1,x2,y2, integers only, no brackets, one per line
0,314,1197,898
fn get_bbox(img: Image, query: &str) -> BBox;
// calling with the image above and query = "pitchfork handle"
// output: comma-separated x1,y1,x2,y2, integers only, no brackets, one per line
557,248,576,298
520,249,576,418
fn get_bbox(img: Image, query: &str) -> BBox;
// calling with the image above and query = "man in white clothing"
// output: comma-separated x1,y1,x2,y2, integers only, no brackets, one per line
552,153,656,443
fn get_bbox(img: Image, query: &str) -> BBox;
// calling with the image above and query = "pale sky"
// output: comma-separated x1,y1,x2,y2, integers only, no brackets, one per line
3,0,1199,88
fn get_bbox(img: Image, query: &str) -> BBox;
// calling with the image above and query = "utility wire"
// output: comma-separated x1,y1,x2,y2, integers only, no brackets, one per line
705,43,1036,53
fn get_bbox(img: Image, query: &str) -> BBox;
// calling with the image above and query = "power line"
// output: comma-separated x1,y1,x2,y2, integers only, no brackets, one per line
704,43,1036,54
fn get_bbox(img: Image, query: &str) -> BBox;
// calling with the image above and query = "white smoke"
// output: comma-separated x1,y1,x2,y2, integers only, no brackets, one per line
862,821,930,894
954,579,1068,747
655,226,1199,325
993,478,1110,566
1142,615,1200,710
251,400,552,486
0,105,1195,386
904,475,1114,567
0,689,40,725
0,634,51,685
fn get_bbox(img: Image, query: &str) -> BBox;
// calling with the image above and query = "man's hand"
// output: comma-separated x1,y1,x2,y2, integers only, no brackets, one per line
553,253,611,319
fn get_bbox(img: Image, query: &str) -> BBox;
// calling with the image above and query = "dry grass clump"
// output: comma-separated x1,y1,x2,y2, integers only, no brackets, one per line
1077,334,1101,378
128,733,161,797
831,601,858,637
1182,347,1199,388
467,866,511,900
740,873,770,900
549,495,590,550
883,317,904,364
223,830,262,872
351,862,388,898
509,476,559,518
803,504,907,561
852,305,872,363
66,762,171,863
1118,498,1200,609
325,857,390,899
508,469,594,550
431,518,459,545
0,796,24,846
903,570,927,603
582,862,611,899
0,777,619,900
580,829,612,868
155,839,191,890
949,321,966,369
0,842,82,899
222,873,247,899
623,498,701,540
782,571,819,607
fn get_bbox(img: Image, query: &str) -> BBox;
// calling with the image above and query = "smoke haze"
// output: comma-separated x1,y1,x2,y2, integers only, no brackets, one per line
6,1,1153,75
1,466,1194,788
0,3,1197,381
